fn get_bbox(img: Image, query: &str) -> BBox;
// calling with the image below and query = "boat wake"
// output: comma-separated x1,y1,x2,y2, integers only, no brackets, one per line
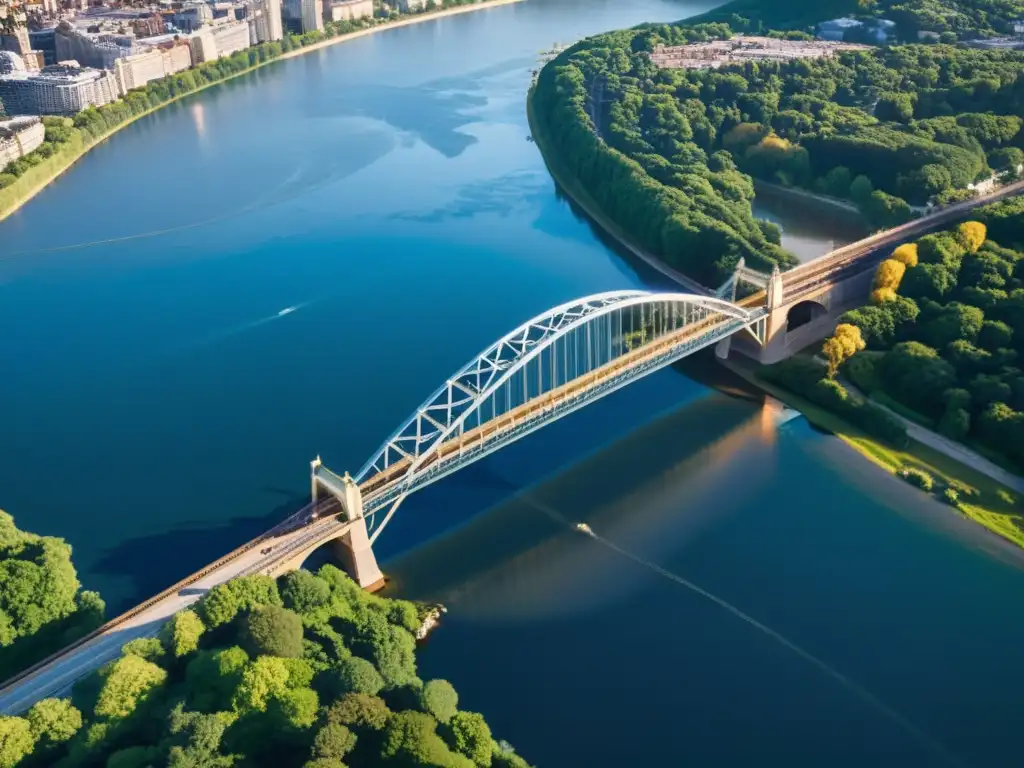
174,300,313,355
523,497,962,768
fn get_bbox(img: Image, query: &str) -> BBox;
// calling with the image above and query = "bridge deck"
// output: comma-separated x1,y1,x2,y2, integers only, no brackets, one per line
354,308,760,510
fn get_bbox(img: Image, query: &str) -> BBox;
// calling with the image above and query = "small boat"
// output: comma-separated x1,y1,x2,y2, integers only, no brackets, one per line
278,306,296,317
575,522,593,535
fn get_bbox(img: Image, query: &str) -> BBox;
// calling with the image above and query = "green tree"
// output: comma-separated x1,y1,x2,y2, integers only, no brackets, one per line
186,646,250,712
94,654,168,720
200,575,281,628
121,636,166,663
270,687,320,728
161,609,206,658
445,711,495,767
419,679,458,723
326,693,390,732
849,174,874,203
311,723,357,761
333,656,385,697
0,716,35,768
978,320,1012,351
280,571,331,614
901,263,955,301
165,704,236,768
26,698,82,748
241,605,304,659
350,613,417,689
880,342,957,416
232,656,291,713
381,711,472,767
922,303,984,349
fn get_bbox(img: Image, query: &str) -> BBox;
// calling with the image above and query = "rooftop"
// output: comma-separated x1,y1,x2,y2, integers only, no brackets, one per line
650,35,871,70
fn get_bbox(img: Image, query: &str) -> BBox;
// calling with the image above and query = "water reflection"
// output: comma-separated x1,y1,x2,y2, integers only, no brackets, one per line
384,392,776,611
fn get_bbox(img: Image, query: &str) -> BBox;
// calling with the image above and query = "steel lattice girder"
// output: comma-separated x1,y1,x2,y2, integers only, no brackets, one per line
354,291,758,493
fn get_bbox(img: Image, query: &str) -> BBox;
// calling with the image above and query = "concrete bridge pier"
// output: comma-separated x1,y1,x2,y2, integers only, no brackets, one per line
338,514,386,592
310,458,386,592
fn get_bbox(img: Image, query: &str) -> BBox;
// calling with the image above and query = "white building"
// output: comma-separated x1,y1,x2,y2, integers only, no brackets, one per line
113,40,191,91
260,0,283,40
0,115,44,169
211,20,251,57
189,20,251,63
301,0,323,32
188,28,217,63
0,64,120,114
247,0,284,43
326,0,372,22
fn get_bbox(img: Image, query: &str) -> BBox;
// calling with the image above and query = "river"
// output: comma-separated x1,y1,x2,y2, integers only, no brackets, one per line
0,0,1021,765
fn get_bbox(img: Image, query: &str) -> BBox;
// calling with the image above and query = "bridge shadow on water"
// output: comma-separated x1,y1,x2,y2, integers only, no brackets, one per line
381,381,776,601
91,490,310,613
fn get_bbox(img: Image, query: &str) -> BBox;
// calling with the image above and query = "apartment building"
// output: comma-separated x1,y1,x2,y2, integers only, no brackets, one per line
0,115,43,168
326,0,372,23
0,64,120,114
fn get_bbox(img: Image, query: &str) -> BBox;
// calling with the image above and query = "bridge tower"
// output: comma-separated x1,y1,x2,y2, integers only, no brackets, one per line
310,460,385,592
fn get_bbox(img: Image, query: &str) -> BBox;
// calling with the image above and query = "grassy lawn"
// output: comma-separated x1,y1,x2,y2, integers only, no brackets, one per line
724,359,1024,550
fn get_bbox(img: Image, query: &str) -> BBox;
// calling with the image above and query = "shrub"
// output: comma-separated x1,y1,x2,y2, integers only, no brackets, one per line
899,467,934,491
942,488,961,506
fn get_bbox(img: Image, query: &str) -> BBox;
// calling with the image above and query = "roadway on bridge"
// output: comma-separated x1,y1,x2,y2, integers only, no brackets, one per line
0,510,350,715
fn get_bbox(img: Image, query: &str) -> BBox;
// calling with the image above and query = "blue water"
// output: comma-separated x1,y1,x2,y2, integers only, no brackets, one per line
1,0,1023,765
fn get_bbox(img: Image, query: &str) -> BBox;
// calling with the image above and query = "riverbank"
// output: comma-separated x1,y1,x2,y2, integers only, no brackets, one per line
525,88,710,294
719,354,1024,551
0,0,524,224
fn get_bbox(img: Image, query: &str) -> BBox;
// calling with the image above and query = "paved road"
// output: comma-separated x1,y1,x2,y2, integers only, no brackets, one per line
0,511,349,715
841,379,1024,494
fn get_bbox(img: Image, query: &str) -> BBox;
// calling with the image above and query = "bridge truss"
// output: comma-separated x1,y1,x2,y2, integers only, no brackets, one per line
316,290,765,541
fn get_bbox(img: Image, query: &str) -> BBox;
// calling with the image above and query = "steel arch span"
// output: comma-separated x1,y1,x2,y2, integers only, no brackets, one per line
315,290,765,541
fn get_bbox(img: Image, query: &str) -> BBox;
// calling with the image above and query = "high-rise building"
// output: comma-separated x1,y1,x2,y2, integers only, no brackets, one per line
262,0,283,41
300,0,323,33
211,20,251,57
247,0,283,44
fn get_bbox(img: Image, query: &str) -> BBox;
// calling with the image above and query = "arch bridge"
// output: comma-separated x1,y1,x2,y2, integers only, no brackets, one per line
309,289,766,586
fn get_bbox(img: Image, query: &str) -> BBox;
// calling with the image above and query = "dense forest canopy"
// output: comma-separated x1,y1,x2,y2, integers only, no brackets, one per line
532,14,1024,284
0,568,532,768
0,511,105,685
840,199,1024,468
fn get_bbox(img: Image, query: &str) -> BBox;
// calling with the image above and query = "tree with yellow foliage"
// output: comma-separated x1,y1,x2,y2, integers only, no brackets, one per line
822,323,866,378
956,221,987,254
871,287,896,304
873,258,906,292
891,243,918,267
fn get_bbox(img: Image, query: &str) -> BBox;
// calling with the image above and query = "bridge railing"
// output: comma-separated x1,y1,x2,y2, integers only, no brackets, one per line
0,499,332,695
360,311,759,535
784,178,1024,281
